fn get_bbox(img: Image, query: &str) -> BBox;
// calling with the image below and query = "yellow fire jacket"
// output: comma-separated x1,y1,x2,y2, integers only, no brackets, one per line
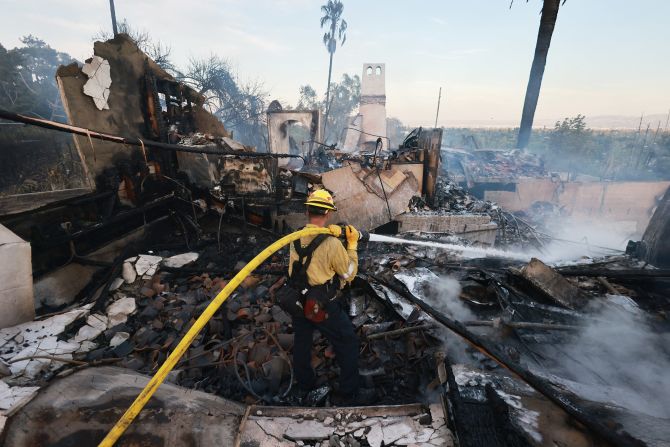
288,224,358,287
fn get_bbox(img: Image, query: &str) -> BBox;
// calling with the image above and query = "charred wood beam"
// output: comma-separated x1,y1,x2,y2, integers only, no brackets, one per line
463,319,578,331
366,323,434,340
0,109,305,161
367,273,645,447
36,193,175,250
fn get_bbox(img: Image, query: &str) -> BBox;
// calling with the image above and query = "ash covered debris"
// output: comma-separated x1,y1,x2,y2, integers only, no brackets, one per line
443,148,546,183
404,177,551,250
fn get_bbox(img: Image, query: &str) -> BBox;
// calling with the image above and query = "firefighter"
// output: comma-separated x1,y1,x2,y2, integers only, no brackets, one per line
288,189,367,405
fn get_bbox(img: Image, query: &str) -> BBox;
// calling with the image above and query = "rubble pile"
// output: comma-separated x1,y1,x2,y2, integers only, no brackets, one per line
241,404,454,447
461,149,545,179
106,262,440,406
0,239,442,410
407,178,550,250
408,179,494,215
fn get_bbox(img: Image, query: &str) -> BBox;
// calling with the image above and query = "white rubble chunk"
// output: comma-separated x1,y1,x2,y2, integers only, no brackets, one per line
366,424,383,447
381,421,414,445
74,341,97,353
72,324,103,343
109,332,130,348
106,297,136,326
122,262,136,283
0,308,88,349
0,381,39,412
8,337,81,377
134,255,162,276
86,314,109,332
284,420,332,441
397,427,434,444
163,252,199,268
255,418,293,441
82,56,111,110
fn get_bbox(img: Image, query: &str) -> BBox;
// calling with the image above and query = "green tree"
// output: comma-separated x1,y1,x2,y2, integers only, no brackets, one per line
296,85,319,111
320,0,348,141
177,55,269,149
94,19,174,72
550,114,588,149
295,74,360,144
324,73,360,143
0,36,74,121
549,114,593,178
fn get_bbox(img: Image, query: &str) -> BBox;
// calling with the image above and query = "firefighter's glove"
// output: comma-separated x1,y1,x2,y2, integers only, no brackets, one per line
345,225,359,250
328,224,342,238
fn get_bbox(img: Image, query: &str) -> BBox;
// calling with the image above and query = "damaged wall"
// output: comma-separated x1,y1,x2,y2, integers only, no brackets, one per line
321,162,421,230
56,33,229,186
267,110,320,166
57,34,154,183
484,178,670,234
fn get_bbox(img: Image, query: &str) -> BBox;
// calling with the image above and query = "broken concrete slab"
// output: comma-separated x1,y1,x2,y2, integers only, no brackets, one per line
319,162,422,231
0,380,39,412
106,296,136,326
2,366,245,446
396,212,498,245
109,331,129,348
122,261,136,283
163,252,199,268
8,337,83,377
239,404,445,447
517,258,586,309
0,307,89,350
0,225,34,328
284,419,334,441
134,254,162,277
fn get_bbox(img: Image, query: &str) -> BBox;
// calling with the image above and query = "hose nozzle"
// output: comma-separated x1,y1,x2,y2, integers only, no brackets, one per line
337,225,370,244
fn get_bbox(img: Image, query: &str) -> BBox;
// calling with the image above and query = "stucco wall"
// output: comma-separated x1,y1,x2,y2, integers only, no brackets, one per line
484,179,670,234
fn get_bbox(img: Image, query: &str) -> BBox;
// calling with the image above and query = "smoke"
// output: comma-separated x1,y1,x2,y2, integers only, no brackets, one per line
423,276,481,365
551,296,670,419
425,276,470,321
528,216,636,263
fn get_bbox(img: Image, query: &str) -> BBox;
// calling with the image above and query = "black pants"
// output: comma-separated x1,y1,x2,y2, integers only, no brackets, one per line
292,299,360,395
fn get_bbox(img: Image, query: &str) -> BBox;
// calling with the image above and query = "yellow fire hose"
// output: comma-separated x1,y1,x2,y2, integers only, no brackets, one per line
98,227,334,447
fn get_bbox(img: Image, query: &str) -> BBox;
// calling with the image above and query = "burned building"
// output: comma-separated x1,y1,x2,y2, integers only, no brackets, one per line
0,34,669,447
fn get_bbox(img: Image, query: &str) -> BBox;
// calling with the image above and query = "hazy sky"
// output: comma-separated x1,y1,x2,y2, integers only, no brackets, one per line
1,0,668,126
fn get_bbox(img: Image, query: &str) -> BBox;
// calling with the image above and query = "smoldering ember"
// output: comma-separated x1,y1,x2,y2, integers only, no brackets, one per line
1,2,669,447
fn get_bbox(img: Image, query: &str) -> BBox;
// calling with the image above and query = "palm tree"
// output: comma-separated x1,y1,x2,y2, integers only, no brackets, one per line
516,0,562,149
320,0,347,141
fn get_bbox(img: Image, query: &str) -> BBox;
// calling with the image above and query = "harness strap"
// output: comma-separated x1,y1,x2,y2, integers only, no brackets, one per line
292,234,329,275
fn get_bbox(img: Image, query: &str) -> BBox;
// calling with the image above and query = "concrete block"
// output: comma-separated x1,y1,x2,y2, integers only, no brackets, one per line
519,258,585,309
0,225,34,328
